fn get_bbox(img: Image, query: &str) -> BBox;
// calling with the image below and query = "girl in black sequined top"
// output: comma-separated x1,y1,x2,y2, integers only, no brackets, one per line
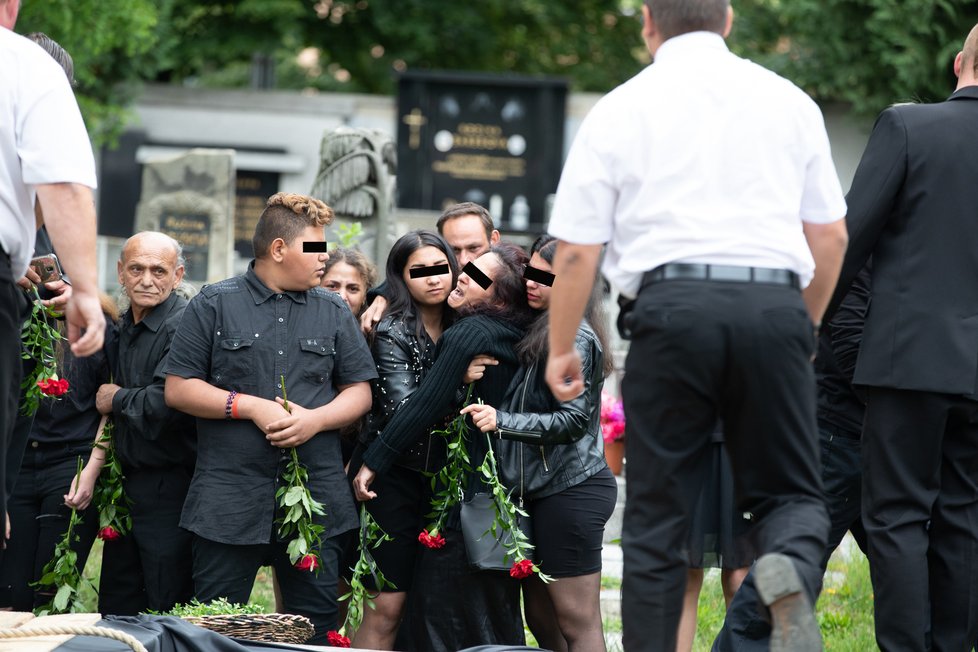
351,230,457,650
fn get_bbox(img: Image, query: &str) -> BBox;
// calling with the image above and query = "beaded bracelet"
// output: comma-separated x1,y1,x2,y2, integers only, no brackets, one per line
225,390,238,420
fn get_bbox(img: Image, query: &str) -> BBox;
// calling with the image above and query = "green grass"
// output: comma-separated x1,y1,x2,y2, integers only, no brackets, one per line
681,545,875,651
601,574,622,591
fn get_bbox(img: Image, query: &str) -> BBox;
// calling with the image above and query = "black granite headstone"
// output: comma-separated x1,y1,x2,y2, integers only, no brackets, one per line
234,170,280,257
397,71,567,232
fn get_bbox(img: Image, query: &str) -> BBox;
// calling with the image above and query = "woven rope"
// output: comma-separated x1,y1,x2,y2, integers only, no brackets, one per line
0,625,148,652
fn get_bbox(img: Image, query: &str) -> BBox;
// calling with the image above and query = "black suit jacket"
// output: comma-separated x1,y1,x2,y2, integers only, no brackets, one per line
826,85,978,395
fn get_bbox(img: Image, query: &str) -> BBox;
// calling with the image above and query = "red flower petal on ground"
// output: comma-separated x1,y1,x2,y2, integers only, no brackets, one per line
327,630,351,647
294,553,319,572
510,559,535,579
418,529,446,549
97,525,121,541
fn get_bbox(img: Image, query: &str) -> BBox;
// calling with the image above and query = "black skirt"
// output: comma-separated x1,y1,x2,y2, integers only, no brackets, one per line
684,442,755,570
407,526,525,651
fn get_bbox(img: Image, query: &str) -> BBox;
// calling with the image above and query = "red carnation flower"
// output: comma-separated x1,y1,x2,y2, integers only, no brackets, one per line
510,559,535,579
97,525,121,541
418,529,446,549
327,630,350,647
37,377,70,397
294,553,320,572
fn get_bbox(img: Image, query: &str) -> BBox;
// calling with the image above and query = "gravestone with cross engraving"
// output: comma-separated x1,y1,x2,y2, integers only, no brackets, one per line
396,70,567,233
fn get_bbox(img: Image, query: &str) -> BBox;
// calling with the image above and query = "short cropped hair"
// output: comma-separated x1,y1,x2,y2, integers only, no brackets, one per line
644,0,729,41
252,193,333,259
436,202,495,241
964,23,978,77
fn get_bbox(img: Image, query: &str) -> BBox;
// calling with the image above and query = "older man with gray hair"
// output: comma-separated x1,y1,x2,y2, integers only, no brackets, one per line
95,231,197,615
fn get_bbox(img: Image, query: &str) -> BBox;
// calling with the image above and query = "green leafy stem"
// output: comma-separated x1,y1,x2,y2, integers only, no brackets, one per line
338,504,395,636
424,383,475,535
93,416,133,537
276,375,327,569
34,457,93,615
20,286,64,416
477,431,553,583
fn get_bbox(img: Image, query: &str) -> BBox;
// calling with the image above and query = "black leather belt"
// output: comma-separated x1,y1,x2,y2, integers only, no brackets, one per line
641,263,800,291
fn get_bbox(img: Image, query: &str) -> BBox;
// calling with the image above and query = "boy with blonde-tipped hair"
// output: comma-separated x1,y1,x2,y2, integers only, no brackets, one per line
165,193,377,643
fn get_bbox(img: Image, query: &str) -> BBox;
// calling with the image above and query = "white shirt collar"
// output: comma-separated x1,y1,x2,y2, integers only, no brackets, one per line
653,31,729,63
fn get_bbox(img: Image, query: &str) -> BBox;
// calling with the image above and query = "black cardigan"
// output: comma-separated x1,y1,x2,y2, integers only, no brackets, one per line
362,314,524,474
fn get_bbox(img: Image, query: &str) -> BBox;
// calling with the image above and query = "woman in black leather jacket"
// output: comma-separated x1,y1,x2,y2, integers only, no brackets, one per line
462,235,618,652
350,230,457,649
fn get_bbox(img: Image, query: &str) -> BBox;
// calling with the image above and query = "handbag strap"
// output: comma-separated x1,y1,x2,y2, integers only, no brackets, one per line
518,438,525,508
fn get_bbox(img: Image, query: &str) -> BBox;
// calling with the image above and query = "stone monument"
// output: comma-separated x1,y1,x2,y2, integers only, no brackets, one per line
310,127,397,270
134,149,236,285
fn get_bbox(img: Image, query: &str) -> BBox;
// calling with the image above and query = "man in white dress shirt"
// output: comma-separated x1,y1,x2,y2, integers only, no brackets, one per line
0,0,104,529
544,1,849,650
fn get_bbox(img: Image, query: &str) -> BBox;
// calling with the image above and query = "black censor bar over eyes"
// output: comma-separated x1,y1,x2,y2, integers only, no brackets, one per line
409,263,451,279
302,241,330,253
523,265,556,287
462,262,493,290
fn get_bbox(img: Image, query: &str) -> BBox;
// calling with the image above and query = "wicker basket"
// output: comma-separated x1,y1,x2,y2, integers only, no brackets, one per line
182,613,315,644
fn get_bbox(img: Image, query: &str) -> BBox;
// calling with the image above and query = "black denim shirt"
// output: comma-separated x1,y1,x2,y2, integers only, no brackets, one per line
112,292,197,471
164,264,378,545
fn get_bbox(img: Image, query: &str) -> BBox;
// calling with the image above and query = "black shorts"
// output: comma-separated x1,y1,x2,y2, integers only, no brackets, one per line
529,466,618,578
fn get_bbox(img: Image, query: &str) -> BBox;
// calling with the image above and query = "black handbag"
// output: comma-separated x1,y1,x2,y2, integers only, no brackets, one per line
460,492,532,572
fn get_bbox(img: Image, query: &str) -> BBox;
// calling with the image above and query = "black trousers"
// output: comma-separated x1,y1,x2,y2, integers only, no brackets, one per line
0,252,27,528
713,421,867,651
98,466,194,615
620,279,828,652
0,441,98,610
862,387,978,652
192,531,346,645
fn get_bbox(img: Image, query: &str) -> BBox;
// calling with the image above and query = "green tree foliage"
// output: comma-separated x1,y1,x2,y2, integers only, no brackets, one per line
727,0,977,117
154,0,308,86
160,0,648,94
15,0,163,146
13,0,977,142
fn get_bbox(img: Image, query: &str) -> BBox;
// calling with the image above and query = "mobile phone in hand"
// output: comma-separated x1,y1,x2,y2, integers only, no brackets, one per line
29,253,64,284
